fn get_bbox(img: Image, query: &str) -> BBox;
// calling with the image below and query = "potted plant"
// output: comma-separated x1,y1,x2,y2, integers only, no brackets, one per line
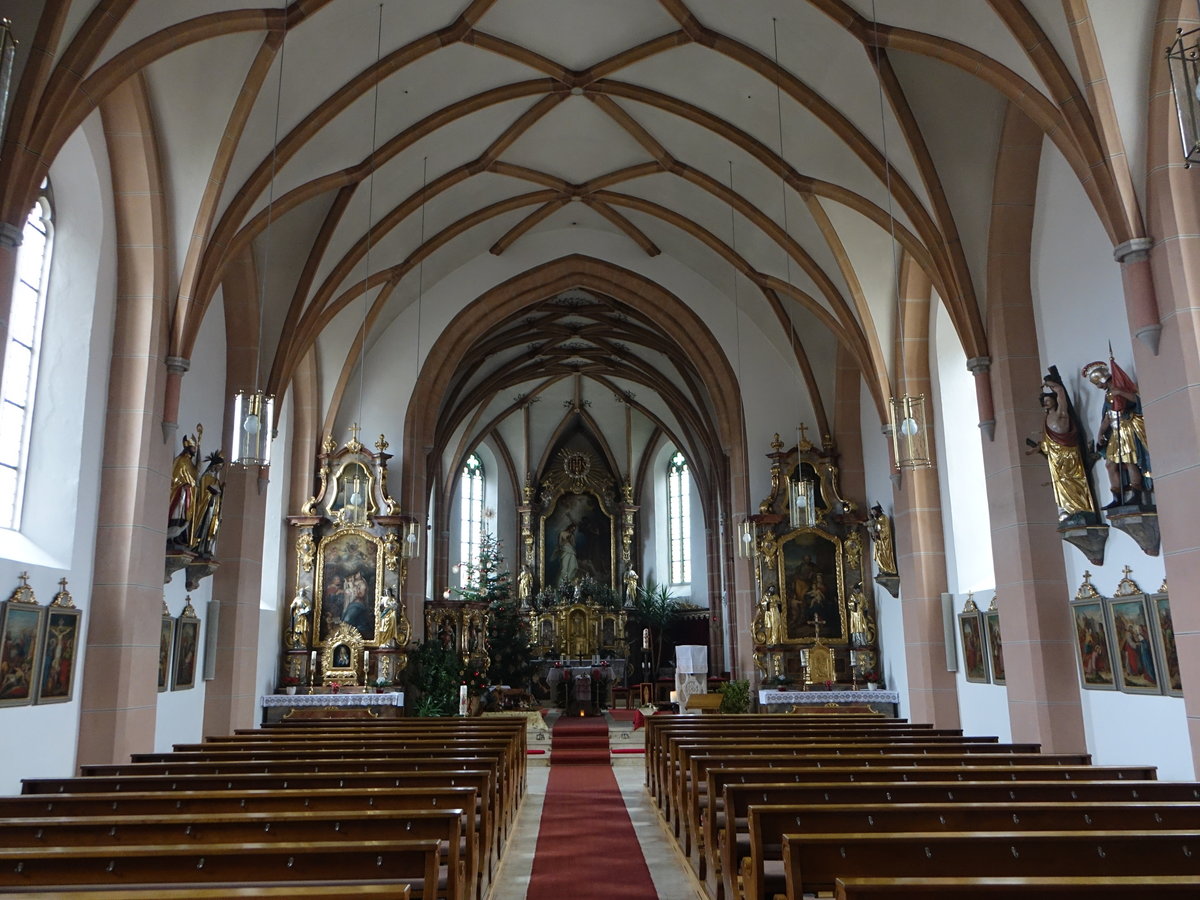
864,670,881,690
374,676,391,693
281,675,299,695
718,678,751,714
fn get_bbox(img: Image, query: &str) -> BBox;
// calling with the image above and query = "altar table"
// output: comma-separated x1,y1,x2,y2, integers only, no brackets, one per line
758,689,899,716
260,691,405,723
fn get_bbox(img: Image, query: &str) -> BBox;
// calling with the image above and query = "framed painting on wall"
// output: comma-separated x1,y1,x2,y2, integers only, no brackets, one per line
158,613,175,693
1069,597,1117,690
1107,595,1162,695
0,600,43,708
1149,592,1182,697
172,609,201,691
776,528,846,644
958,609,989,684
34,604,82,704
982,609,1005,685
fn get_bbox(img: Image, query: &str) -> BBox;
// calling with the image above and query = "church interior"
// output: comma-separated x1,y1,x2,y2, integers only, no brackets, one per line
2,0,1200,893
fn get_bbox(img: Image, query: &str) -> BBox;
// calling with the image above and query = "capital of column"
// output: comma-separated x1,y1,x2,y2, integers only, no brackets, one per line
0,221,22,249
965,356,991,375
165,356,191,375
1113,237,1153,264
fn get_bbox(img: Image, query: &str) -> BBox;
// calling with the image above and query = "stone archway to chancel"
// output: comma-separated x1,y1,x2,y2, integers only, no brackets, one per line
397,255,751,670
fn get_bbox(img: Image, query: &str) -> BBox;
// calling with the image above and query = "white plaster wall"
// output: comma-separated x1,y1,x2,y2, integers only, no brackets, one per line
256,396,292,699
1031,140,1186,779
0,116,115,794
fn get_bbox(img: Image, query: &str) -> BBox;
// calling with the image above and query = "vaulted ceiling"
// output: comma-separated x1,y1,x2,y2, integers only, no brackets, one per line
0,1,1152,479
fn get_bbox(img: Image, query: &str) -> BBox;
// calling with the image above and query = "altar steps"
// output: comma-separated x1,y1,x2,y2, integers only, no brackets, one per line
549,717,611,765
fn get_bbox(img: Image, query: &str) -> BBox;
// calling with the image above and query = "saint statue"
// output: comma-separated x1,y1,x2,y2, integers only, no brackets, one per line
847,582,876,648
189,451,225,558
1025,370,1098,523
752,584,785,646
286,587,311,649
517,565,532,604
868,504,898,576
168,429,200,546
376,587,399,648
1082,357,1153,508
623,566,639,607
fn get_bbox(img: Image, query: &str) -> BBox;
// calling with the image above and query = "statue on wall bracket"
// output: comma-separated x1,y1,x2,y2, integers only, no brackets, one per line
165,423,226,590
1082,355,1159,557
1025,367,1109,565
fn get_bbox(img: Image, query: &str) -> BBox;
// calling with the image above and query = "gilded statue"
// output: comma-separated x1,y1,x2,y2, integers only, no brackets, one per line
518,565,532,604
1025,371,1097,523
868,503,897,576
752,584,785,646
1082,357,1153,508
189,451,225,558
376,587,400,648
623,566,640,606
168,428,200,546
286,587,311,649
847,582,876,648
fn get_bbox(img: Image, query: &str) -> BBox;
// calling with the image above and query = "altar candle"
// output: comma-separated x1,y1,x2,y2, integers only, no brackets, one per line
364,650,370,677
310,650,317,671
459,684,468,717
642,628,651,650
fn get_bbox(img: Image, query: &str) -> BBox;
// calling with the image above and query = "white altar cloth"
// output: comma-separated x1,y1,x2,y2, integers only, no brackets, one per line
261,692,405,708
758,689,899,705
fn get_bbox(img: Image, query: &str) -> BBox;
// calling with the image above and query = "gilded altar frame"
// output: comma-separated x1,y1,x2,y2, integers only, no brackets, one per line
530,603,627,658
539,489,616,589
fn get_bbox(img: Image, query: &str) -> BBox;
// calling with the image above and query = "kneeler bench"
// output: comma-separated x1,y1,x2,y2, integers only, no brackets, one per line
834,875,1200,898
782,831,1200,900
0,839,441,895
0,887,411,899
741,802,1200,900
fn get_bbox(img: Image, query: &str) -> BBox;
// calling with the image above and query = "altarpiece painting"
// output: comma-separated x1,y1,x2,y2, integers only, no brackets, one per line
776,528,845,643
315,529,381,645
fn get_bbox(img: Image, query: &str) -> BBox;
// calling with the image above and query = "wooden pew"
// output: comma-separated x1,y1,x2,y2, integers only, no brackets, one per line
0,809,465,900
714,779,1200,900
21,768,500,884
782,831,1200,900
0,839,442,894
676,747,1093,863
2,888,412,899
834,875,1200,898
745,802,1200,900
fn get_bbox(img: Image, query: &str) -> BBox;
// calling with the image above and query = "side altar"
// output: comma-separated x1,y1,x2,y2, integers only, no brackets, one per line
746,429,883,691
281,429,416,689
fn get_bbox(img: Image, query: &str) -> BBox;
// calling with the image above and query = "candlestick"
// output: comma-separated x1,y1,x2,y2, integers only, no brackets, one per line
363,649,370,683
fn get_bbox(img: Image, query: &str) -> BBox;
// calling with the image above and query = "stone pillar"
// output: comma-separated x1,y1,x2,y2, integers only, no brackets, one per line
980,102,1085,753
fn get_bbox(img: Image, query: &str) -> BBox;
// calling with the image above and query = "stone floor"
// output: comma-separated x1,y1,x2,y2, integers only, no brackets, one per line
489,764,707,899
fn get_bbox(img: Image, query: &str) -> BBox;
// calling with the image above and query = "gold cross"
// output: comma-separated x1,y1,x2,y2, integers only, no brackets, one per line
59,578,68,592
348,423,362,443
798,423,809,444
17,572,29,588
809,612,824,637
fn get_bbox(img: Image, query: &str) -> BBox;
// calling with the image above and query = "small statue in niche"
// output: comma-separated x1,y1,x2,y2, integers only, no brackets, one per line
189,451,226,558
868,504,898,576
286,587,312,649
1082,357,1153,508
847,581,876,648
1025,369,1099,524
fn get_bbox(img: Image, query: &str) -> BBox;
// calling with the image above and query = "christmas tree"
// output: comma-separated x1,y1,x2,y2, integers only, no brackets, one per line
453,533,534,688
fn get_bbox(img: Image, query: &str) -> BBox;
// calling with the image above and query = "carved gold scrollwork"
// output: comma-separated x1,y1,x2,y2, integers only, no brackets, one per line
296,532,316,573
383,533,400,572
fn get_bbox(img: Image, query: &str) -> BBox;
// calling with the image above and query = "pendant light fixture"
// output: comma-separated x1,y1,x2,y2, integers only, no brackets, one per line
872,2,932,471
726,160,755,560
1166,2,1200,166
231,8,285,468
402,155,429,561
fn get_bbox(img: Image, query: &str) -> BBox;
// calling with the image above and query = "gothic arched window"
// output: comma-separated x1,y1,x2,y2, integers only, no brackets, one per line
667,451,691,585
459,453,484,586
1,189,53,529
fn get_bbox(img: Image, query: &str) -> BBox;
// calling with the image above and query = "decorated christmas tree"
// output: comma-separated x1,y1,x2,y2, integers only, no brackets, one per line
454,533,534,688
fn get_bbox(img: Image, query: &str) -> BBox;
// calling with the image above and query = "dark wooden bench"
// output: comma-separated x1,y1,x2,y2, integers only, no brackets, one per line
1,887,412,899
744,802,1200,900
782,831,1200,900
713,780,1200,900
0,839,442,894
0,809,465,900
834,875,1200,898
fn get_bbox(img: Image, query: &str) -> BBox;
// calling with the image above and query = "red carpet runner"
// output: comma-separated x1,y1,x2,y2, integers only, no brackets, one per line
526,763,658,899
548,715,610,765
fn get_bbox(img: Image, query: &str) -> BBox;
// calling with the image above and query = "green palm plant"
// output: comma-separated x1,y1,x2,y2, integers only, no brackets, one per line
629,579,680,676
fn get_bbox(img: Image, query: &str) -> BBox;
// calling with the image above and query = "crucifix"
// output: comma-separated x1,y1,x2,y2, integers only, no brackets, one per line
798,422,810,446
348,422,362,444
809,612,824,639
